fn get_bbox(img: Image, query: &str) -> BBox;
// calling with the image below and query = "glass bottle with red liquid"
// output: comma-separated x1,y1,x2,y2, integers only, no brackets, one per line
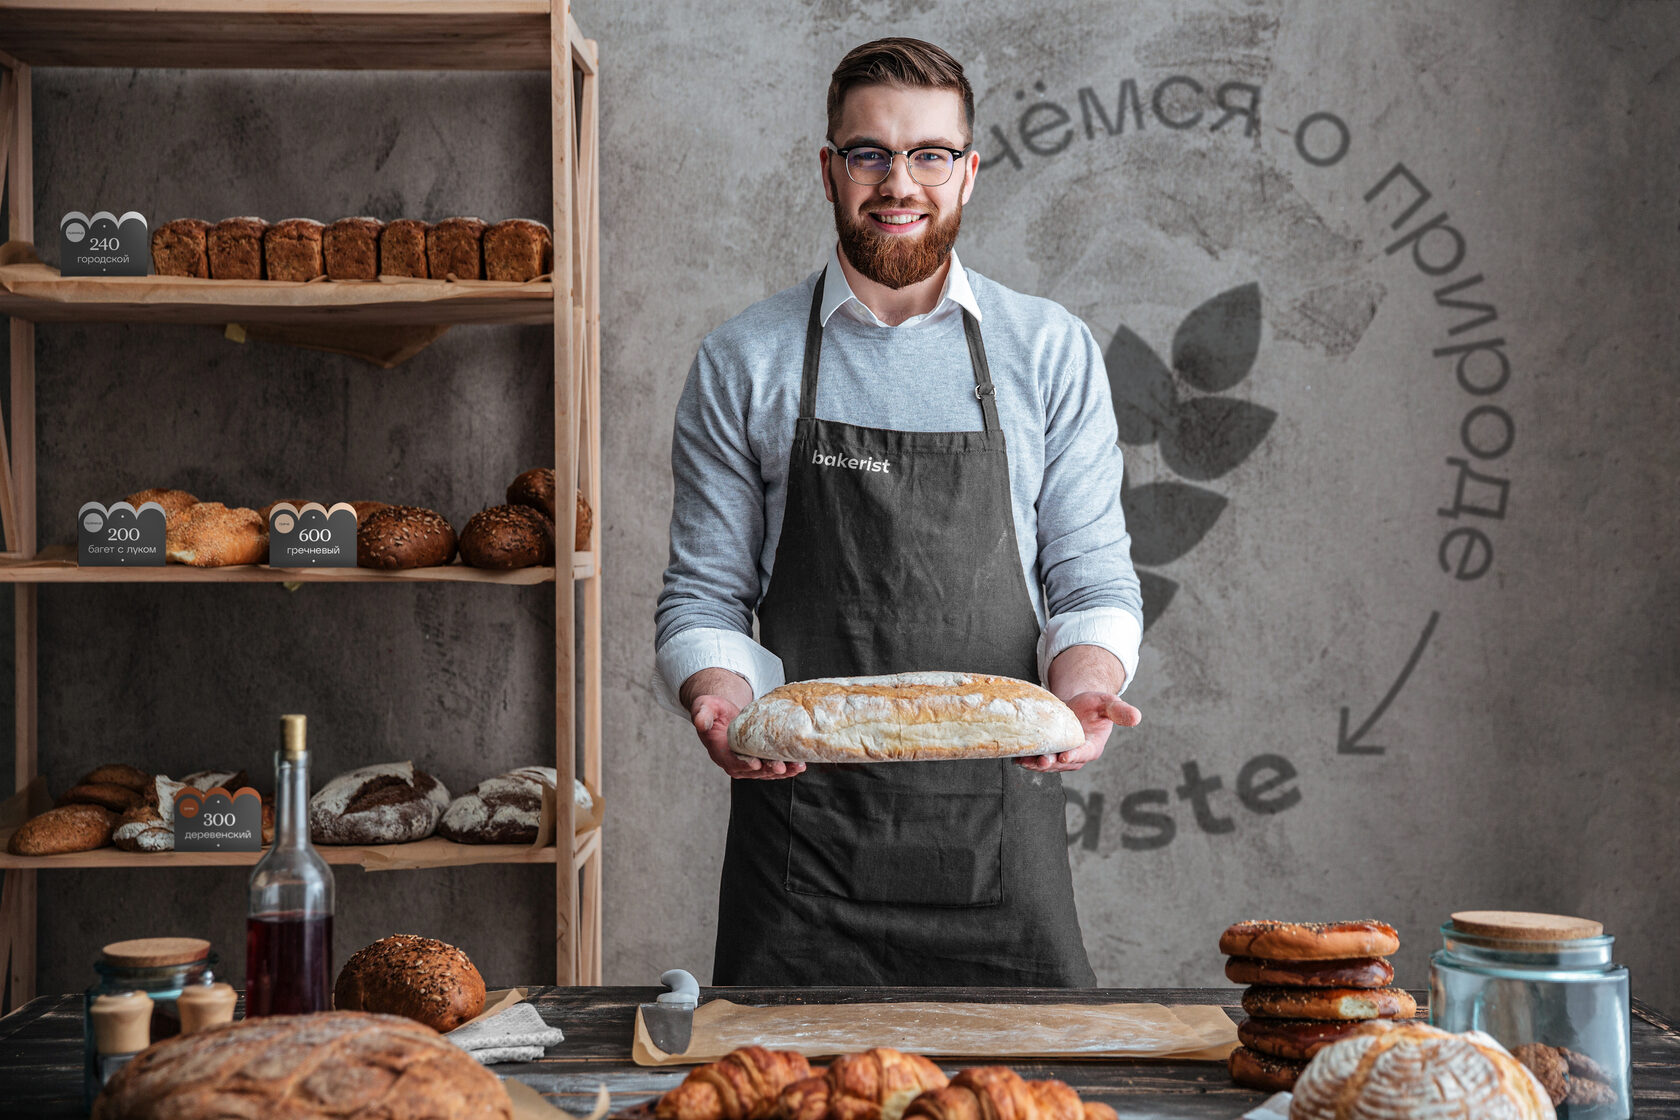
245,714,334,1016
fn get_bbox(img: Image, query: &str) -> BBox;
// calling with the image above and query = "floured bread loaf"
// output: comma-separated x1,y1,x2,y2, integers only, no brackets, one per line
728,672,1084,763
438,766,553,844
310,762,449,845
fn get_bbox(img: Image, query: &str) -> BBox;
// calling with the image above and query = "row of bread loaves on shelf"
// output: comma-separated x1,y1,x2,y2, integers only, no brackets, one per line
5,760,595,855
117,466,590,569
149,216,552,282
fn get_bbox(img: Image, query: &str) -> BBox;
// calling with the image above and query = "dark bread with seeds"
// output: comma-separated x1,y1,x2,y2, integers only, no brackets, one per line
459,504,554,569
357,505,457,569
332,934,486,1033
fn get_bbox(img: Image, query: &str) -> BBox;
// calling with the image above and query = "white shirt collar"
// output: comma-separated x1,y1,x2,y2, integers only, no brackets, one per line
819,242,982,328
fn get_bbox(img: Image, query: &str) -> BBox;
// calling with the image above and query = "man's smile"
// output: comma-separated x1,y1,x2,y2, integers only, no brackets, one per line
867,209,928,233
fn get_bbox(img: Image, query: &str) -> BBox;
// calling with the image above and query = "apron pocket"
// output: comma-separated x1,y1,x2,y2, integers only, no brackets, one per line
785,761,1004,906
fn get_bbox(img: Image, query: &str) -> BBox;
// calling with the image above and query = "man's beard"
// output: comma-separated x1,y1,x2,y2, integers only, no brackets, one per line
832,177,963,291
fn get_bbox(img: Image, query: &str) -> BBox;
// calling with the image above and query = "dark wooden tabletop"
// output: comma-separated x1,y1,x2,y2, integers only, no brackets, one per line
3,987,1677,1118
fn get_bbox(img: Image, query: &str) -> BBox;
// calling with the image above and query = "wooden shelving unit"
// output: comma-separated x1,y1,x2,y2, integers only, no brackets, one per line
0,1,604,1003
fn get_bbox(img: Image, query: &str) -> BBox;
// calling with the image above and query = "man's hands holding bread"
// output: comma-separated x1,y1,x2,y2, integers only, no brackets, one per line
684,648,1140,778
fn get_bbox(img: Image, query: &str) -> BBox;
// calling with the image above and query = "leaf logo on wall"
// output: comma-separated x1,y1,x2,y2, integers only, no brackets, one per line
1107,283,1273,630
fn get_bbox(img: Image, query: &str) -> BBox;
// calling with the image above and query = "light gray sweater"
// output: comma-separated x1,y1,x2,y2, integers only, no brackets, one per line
654,251,1142,708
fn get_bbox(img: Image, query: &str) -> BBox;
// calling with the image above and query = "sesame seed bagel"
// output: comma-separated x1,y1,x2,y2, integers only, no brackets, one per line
1224,955,1395,989
1241,985,1417,1022
1218,919,1400,961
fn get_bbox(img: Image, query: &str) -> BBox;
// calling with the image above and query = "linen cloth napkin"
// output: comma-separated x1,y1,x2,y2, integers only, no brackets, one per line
448,1000,566,1064
1240,1092,1292,1119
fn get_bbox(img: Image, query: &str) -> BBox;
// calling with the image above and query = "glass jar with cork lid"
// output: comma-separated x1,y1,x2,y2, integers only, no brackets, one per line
82,937,220,1106
1430,910,1629,1119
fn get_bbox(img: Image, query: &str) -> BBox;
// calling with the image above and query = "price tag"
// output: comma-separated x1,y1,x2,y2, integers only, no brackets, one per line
174,786,262,852
268,502,357,568
60,210,149,277
77,501,166,566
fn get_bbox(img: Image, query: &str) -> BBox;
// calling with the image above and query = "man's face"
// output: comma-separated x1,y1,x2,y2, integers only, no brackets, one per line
822,84,979,290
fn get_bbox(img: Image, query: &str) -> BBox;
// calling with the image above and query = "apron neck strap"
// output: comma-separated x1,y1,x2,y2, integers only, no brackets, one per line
800,267,1001,433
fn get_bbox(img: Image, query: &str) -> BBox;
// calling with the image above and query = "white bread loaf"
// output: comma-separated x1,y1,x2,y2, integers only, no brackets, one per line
727,672,1084,763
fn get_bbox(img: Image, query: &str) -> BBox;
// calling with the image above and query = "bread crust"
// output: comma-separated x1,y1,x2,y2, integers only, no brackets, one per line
728,672,1083,763
8,804,116,855
1240,985,1416,1022
1224,955,1394,989
333,934,486,1032
1227,1045,1304,1092
1218,919,1399,960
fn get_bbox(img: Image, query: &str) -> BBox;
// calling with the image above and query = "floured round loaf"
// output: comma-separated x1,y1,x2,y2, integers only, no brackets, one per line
438,766,554,844
309,762,449,844
727,671,1083,763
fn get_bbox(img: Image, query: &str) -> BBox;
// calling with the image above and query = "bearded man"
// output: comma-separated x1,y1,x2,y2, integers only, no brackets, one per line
654,37,1144,986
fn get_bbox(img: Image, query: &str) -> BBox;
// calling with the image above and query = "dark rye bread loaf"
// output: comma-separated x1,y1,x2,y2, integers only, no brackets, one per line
90,1011,511,1120
357,506,457,569
439,766,555,844
207,217,266,279
426,217,486,279
483,219,552,281
264,218,325,281
459,504,554,569
380,219,429,277
150,219,211,277
323,217,383,280
309,762,450,844
333,935,486,1032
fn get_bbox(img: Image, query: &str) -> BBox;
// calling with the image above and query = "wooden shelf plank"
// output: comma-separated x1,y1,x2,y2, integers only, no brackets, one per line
0,828,597,870
0,264,554,326
0,545,555,584
0,2,555,71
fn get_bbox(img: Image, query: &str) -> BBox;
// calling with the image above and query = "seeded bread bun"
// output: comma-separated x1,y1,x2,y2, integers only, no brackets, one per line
356,505,457,570
7,803,117,855
78,763,152,792
333,935,486,1032
1241,985,1416,1022
1218,920,1400,961
165,502,266,567
309,762,449,844
458,504,554,569
1224,956,1394,989
505,467,555,520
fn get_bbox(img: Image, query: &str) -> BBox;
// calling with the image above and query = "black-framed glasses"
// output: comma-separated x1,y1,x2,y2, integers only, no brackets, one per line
830,144,970,186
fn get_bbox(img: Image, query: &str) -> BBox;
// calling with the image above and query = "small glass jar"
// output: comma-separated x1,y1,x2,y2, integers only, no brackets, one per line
1430,915,1629,1119
83,938,219,1108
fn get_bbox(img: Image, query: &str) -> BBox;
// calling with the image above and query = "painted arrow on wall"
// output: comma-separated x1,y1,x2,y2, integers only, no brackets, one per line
1337,611,1441,755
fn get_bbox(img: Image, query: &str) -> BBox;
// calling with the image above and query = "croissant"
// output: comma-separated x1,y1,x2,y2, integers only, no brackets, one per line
779,1048,950,1120
657,1046,816,1120
901,1067,1118,1120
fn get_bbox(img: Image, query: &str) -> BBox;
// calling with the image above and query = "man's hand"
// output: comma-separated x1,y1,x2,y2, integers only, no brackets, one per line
681,667,807,780
1018,644,1142,774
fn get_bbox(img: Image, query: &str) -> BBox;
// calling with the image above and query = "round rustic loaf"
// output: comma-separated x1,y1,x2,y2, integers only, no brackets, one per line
1288,1021,1555,1120
7,803,116,855
309,761,449,844
439,766,554,844
333,934,487,1032
90,1010,511,1120
459,504,554,569
1219,920,1401,961
728,672,1085,763
357,505,457,569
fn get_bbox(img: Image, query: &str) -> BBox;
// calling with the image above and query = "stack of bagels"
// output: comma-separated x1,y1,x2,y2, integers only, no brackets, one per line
1220,919,1415,1092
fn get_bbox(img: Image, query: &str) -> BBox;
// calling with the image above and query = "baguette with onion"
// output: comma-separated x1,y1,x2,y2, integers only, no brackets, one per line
727,672,1083,764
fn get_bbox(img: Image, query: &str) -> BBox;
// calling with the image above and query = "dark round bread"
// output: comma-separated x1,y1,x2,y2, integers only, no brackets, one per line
1240,985,1417,1022
309,762,450,844
506,467,555,520
1218,919,1400,961
1224,956,1394,989
459,505,554,569
1227,1045,1306,1092
333,935,486,1033
1237,1016,1372,1061
357,506,457,569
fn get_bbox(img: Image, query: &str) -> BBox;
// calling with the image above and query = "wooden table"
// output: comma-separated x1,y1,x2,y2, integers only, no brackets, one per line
3,987,1677,1118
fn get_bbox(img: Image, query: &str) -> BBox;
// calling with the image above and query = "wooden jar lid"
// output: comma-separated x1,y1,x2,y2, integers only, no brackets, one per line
102,937,212,967
1450,911,1603,941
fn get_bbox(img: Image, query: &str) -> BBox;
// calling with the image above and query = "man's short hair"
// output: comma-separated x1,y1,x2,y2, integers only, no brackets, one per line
827,37,975,146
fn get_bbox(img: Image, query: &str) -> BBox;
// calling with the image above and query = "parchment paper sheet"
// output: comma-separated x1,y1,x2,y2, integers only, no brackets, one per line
632,1000,1238,1066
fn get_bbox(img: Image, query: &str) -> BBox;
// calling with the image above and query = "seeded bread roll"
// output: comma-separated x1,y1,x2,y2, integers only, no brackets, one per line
1218,919,1401,961
438,766,555,844
1240,985,1417,1022
333,935,486,1032
729,672,1084,763
458,504,554,569
58,782,145,813
150,219,211,277
426,217,486,280
356,505,457,569
7,803,116,855
309,761,449,844
77,763,152,792
122,488,198,525
264,218,325,281
1224,956,1394,989
505,467,555,520
483,219,552,281
90,1011,512,1120
207,217,266,279
380,219,429,277
165,502,267,567
323,217,383,280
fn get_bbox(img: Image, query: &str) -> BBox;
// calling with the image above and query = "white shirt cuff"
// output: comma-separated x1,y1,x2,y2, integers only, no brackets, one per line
653,627,788,717
1037,607,1143,694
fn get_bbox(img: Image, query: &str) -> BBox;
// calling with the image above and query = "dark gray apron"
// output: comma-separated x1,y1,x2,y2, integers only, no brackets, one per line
711,270,1095,987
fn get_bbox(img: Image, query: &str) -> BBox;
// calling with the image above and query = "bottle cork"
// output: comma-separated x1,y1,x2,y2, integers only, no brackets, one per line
90,991,153,1055
282,714,307,759
177,982,237,1034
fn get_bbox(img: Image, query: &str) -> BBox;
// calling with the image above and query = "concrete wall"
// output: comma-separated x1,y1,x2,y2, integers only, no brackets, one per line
5,0,1678,1016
